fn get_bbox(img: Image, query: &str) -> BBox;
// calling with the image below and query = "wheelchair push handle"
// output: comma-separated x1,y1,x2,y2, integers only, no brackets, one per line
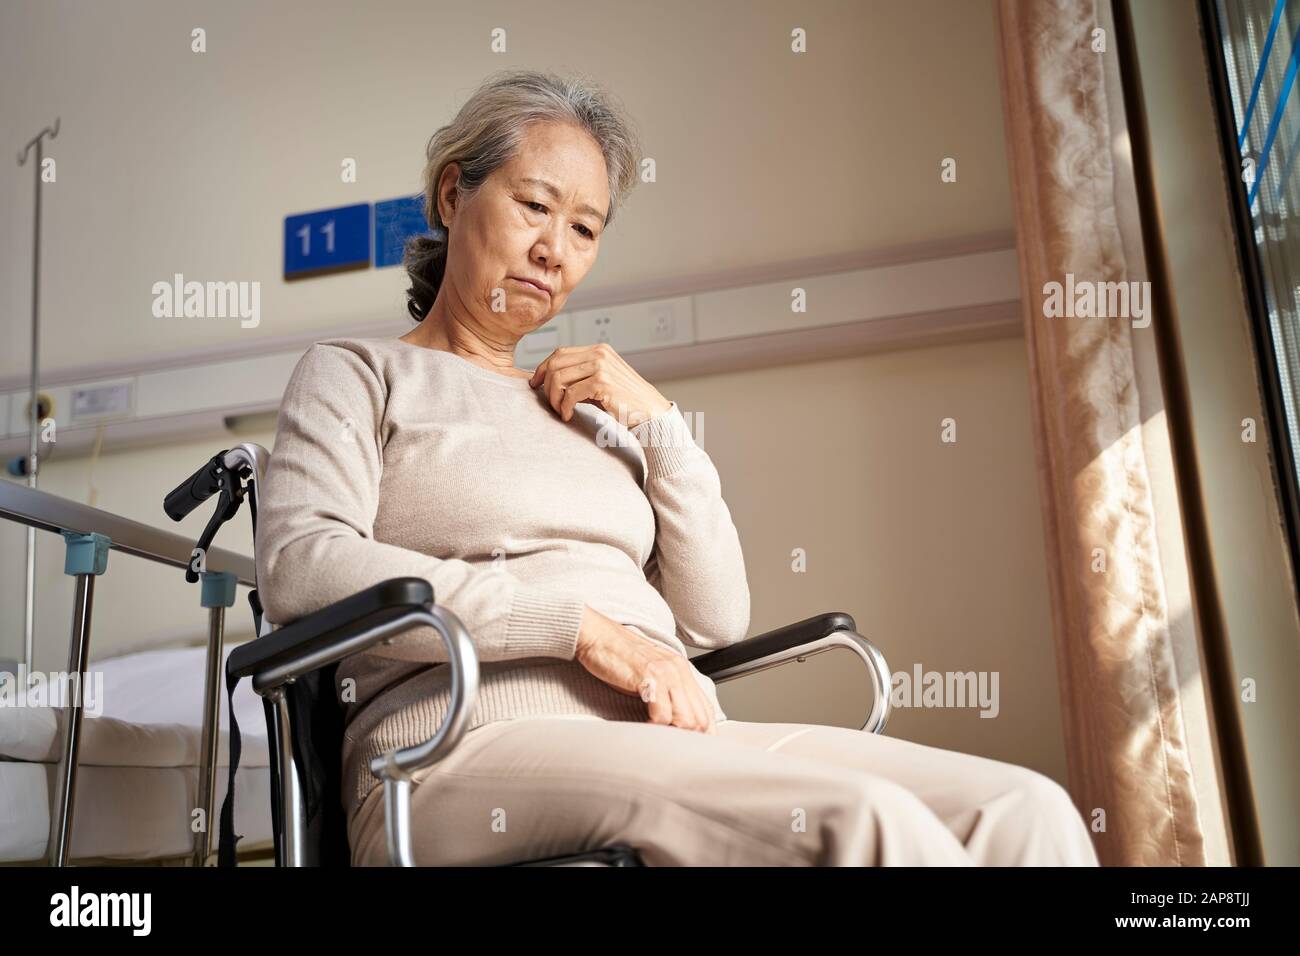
163,451,230,521
163,449,252,583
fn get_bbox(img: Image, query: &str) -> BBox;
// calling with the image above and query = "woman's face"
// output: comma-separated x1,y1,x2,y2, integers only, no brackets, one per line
438,121,611,339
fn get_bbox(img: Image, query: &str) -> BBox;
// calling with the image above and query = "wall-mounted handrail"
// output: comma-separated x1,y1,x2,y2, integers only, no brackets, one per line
0,479,254,584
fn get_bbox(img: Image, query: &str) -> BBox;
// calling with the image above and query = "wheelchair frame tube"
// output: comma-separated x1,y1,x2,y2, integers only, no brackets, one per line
254,603,479,867
385,778,414,867
704,628,893,734
270,688,305,867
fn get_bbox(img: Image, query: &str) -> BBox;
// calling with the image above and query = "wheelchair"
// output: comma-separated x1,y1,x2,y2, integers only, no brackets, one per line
164,442,893,867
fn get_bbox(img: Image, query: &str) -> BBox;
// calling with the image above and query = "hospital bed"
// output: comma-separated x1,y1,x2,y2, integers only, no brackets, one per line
165,443,895,867
0,477,269,866
0,642,273,864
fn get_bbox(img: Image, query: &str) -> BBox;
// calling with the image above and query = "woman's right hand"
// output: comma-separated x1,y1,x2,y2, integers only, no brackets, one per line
574,606,717,734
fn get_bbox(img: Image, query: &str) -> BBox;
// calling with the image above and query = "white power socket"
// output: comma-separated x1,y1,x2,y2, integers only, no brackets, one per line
516,315,570,363
650,305,675,342
570,296,694,353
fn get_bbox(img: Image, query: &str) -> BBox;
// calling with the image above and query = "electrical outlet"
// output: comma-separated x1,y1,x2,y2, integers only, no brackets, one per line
570,296,693,354
517,315,570,362
650,305,675,342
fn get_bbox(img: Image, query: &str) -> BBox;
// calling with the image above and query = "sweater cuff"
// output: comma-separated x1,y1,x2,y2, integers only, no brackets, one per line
505,585,588,660
630,401,697,480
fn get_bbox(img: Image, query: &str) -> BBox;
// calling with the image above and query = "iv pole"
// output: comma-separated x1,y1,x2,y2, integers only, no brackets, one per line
16,118,59,672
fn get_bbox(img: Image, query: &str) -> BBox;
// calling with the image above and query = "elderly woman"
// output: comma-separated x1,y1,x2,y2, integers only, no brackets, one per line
256,69,1099,867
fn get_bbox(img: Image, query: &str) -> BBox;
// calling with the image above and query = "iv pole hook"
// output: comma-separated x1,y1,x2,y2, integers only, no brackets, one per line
18,117,60,165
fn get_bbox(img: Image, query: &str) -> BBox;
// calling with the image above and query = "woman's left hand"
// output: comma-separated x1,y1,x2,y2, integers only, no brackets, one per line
529,343,672,428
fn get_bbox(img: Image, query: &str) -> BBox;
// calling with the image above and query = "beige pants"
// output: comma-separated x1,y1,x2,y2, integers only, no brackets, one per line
348,715,1100,866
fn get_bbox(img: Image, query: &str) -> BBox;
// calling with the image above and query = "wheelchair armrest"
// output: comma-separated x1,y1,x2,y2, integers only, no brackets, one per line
229,576,481,793
692,611,892,734
692,612,857,678
227,577,433,685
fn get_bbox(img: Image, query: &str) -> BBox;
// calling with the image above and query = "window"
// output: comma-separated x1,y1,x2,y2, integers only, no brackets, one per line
1207,0,1300,579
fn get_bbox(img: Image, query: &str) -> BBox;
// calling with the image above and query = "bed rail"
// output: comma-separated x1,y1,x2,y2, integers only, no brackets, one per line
0,478,254,867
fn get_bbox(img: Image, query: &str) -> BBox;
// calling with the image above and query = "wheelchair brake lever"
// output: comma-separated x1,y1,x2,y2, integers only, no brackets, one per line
185,473,245,584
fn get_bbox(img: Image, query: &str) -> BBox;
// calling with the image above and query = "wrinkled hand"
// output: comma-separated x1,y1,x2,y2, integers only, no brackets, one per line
574,606,717,734
529,343,671,427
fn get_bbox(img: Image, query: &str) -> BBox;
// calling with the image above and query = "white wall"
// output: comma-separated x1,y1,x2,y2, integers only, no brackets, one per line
0,0,1013,373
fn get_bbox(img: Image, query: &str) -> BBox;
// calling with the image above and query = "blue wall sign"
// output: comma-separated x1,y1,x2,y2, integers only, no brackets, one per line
283,203,371,279
374,195,430,268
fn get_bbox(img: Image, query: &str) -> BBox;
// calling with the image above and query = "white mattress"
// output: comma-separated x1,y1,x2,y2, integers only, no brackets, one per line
0,761,272,862
0,642,276,862
0,643,269,766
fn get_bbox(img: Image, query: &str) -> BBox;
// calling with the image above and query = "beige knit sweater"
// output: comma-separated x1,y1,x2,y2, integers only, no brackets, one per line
254,337,752,821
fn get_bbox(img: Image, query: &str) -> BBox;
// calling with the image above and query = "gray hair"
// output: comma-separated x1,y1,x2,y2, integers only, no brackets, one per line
403,69,644,322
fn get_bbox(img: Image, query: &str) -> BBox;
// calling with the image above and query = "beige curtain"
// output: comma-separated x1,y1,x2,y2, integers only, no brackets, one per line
993,0,1219,865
